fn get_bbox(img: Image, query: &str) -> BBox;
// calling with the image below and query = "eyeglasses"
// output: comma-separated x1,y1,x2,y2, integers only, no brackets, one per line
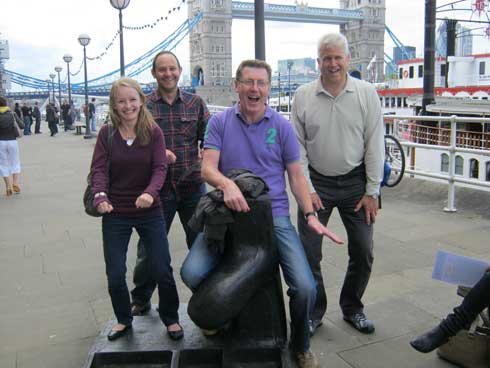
238,79,270,88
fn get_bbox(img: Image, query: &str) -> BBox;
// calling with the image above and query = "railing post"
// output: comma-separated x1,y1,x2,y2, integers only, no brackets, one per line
444,115,457,212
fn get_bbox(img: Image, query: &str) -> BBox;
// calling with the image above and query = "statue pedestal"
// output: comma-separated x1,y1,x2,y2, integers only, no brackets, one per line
83,303,296,367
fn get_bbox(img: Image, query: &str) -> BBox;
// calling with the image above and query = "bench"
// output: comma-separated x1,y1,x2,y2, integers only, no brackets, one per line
74,122,85,135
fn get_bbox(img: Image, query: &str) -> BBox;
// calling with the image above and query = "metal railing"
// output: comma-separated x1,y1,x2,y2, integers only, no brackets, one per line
385,114,490,212
208,107,490,212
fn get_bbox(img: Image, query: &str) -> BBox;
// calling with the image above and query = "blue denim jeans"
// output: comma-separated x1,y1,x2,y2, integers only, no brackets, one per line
91,116,97,132
181,216,316,353
131,186,205,305
102,214,179,327
23,116,31,135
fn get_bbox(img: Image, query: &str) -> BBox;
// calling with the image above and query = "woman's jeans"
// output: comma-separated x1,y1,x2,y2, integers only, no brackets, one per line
131,187,205,305
181,216,316,353
102,214,179,327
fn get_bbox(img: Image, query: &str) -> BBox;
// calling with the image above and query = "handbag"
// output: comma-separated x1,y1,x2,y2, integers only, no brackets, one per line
11,112,22,138
437,309,490,368
83,124,113,217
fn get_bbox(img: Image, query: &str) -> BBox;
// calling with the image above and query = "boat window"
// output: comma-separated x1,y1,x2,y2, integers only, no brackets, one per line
409,66,414,78
479,62,485,75
455,155,464,175
470,159,479,179
441,154,449,173
486,162,490,181
398,68,403,79
418,65,423,78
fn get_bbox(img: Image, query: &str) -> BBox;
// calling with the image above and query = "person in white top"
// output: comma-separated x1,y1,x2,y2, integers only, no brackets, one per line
291,32,384,336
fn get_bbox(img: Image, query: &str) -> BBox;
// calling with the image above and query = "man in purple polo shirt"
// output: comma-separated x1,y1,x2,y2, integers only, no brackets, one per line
180,59,343,368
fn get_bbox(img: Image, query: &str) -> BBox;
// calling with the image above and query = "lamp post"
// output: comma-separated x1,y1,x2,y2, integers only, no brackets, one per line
46,79,51,104
54,66,62,109
49,73,56,105
78,33,92,139
287,60,293,113
110,0,131,76
62,54,73,105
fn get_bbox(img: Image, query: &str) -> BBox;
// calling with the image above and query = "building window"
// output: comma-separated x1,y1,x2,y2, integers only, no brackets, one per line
441,153,449,173
455,155,464,175
470,159,479,178
409,66,414,78
418,65,424,78
480,61,485,75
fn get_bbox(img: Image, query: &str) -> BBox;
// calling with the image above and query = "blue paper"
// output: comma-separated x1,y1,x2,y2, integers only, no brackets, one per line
432,250,489,287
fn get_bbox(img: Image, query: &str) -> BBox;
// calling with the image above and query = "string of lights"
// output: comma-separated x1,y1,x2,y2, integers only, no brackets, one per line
123,0,186,30
86,0,187,61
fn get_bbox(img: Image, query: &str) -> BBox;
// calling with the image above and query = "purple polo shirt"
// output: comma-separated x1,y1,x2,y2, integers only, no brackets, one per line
204,104,300,216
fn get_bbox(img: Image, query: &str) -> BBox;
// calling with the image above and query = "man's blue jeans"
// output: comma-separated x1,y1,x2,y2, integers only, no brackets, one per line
102,214,179,327
180,216,316,353
131,186,205,305
23,116,31,135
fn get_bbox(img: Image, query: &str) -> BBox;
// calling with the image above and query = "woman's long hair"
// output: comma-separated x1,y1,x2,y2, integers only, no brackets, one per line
108,77,155,146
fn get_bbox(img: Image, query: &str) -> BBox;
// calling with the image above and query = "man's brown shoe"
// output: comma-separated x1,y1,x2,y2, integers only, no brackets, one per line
295,350,319,368
131,302,151,316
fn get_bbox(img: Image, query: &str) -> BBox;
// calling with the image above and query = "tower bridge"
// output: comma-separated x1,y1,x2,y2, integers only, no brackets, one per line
6,0,385,104
190,0,385,105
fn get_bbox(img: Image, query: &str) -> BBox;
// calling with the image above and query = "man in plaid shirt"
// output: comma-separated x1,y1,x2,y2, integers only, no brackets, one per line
130,50,210,316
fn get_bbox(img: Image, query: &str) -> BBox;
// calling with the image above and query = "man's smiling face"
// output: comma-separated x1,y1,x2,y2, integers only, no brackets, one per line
317,45,350,88
234,66,270,121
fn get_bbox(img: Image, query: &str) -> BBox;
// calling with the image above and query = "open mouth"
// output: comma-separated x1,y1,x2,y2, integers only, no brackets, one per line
248,96,261,102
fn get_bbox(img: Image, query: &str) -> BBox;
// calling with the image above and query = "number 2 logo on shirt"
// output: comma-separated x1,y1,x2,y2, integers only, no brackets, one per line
266,128,277,145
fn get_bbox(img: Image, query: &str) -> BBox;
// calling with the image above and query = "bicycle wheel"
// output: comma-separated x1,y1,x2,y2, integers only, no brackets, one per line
384,134,405,187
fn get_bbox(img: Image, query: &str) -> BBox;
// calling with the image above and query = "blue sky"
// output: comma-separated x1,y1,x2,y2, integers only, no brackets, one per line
2,0,489,91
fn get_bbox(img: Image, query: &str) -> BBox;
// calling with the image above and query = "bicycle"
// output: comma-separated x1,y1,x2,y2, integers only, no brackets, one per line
383,134,406,188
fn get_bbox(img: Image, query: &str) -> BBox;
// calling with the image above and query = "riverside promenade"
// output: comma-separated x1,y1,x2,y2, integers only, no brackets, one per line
1,127,489,368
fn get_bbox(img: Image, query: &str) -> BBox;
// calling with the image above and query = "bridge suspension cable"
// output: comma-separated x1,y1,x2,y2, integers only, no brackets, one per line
4,12,202,92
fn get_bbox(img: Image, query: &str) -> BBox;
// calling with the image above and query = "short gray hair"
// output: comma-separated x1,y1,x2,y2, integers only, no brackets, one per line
317,33,349,57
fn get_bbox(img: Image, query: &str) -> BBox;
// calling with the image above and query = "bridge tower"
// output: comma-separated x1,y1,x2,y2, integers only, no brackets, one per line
188,0,236,106
340,0,385,82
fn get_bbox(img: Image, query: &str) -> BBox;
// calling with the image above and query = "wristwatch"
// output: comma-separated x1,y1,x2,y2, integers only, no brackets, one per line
304,211,317,220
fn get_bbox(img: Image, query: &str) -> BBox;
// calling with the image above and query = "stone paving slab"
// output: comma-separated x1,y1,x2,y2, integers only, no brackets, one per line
1,131,489,367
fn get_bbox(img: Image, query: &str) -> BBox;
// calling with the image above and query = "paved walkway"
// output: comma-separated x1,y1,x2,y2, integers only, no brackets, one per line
1,127,489,368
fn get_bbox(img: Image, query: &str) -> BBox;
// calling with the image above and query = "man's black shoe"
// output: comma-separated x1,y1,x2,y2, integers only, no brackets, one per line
343,312,375,334
309,319,323,336
410,326,449,353
131,302,151,316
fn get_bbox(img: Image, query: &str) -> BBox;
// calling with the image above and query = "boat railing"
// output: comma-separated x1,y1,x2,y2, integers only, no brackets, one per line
209,106,487,212
385,114,490,211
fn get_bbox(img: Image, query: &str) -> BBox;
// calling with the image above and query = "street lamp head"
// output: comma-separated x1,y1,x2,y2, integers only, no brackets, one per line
110,0,130,10
78,33,91,47
63,54,73,63
49,73,56,80
54,66,62,73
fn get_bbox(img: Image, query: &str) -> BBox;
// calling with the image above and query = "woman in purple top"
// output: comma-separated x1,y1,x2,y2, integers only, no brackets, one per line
89,78,183,342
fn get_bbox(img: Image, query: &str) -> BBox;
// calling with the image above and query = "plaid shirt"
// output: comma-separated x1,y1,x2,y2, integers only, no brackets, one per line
147,88,210,200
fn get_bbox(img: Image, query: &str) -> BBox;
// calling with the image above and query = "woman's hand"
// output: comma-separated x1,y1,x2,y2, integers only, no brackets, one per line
97,201,113,214
166,150,177,164
135,193,154,208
